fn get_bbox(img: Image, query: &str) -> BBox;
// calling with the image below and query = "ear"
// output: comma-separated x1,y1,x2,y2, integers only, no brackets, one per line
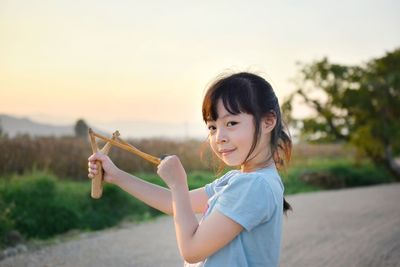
262,113,277,134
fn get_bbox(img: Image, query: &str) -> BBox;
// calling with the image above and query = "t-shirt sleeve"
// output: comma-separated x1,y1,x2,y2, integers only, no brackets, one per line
214,174,277,231
204,178,222,198
204,177,220,198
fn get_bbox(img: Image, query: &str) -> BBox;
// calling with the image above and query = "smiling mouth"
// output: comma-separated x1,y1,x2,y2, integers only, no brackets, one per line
219,148,236,156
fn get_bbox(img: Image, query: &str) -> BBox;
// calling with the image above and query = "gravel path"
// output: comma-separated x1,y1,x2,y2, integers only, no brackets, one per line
1,183,399,267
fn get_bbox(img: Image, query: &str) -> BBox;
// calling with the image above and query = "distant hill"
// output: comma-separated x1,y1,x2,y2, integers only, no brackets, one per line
0,114,75,137
0,114,206,139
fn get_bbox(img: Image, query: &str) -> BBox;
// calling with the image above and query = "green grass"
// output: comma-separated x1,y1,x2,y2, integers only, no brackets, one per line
0,170,217,247
282,158,395,194
0,171,160,247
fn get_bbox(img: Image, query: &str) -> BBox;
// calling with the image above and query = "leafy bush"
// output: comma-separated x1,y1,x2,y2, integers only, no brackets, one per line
0,174,79,238
295,160,395,189
330,163,393,187
79,185,160,230
0,171,164,244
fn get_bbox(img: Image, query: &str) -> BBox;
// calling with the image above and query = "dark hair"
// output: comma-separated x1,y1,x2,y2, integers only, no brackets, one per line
202,72,292,215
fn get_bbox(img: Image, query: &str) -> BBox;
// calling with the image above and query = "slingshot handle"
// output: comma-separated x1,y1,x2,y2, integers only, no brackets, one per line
89,128,103,199
88,129,119,199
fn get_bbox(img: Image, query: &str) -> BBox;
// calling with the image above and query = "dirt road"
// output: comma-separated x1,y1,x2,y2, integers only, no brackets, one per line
1,183,399,267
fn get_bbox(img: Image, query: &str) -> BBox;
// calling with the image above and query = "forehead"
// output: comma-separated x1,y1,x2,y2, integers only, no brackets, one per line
205,99,234,120
216,99,230,116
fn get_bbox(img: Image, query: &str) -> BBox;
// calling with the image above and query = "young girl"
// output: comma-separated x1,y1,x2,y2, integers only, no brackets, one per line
88,72,292,267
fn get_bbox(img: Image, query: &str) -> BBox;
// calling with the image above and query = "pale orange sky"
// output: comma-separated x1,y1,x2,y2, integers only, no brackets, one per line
1,0,399,138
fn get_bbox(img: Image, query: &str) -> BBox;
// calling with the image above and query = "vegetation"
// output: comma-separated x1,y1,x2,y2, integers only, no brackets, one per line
283,47,400,179
0,170,215,248
0,141,396,248
0,136,211,180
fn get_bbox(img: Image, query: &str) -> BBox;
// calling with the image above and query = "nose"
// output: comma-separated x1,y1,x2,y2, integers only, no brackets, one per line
215,128,228,144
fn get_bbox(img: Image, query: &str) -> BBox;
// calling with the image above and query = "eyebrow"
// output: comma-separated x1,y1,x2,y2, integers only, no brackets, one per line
220,114,234,119
206,113,235,122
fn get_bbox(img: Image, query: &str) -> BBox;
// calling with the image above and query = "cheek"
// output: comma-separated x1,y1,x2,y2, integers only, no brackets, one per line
237,127,256,152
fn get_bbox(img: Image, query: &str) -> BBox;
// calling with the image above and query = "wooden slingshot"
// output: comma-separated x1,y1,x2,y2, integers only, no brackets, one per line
88,128,162,199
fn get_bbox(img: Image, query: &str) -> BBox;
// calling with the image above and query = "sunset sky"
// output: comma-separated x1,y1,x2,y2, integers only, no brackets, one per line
1,0,399,138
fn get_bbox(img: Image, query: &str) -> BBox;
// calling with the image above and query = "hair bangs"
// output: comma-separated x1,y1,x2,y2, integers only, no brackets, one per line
203,80,252,122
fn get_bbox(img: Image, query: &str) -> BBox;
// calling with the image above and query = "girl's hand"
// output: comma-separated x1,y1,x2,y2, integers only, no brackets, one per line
157,155,188,190
88,152,121,185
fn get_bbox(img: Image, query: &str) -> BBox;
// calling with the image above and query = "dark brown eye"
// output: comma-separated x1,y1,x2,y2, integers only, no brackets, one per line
227,121,238,127
208,125,216,132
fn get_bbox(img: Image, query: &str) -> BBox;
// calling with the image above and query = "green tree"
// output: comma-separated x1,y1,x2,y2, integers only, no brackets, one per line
284,48,400,179
74,119,89,139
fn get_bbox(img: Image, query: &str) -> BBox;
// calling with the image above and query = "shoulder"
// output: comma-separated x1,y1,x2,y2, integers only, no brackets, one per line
226,169,283,201
221,171,272,199
227,170,270,189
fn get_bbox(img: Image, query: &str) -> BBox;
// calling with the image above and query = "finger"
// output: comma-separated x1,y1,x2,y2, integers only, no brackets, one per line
88,173,94,179
88,152,102,162
89,163,97,169
88,167,97,174
160,154,170,161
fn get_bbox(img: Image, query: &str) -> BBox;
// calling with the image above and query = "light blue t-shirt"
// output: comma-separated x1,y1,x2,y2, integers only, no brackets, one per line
185,166,284,267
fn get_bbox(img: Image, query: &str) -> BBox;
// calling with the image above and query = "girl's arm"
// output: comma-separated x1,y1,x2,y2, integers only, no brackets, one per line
157,155,243,263
114,170,209,215
88,152,209,215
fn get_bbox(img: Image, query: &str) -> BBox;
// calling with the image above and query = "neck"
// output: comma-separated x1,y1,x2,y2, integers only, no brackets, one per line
240,157,275,173
241,136,274,172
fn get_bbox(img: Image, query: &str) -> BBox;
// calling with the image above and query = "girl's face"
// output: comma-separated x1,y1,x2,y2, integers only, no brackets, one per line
207,99,273,172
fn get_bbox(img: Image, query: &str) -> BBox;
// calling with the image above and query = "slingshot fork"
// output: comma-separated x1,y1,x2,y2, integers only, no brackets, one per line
88,128,162,199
